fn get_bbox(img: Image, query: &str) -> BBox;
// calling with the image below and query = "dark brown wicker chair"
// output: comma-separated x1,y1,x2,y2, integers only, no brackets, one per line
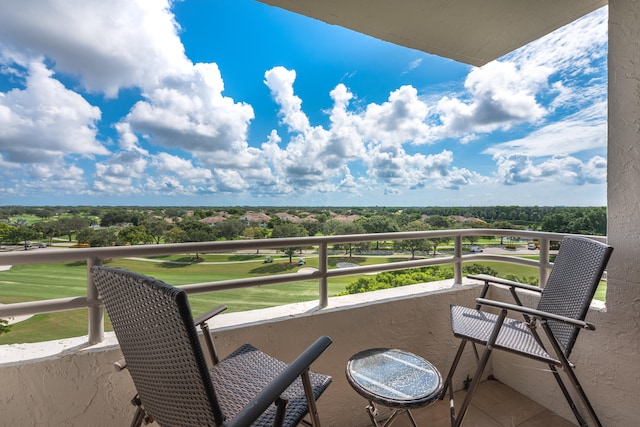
441,236,612,427
91,266,332,427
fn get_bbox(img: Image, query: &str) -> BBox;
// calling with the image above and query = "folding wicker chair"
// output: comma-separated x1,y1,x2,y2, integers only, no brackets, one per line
441,236,612,427
91,266,332,427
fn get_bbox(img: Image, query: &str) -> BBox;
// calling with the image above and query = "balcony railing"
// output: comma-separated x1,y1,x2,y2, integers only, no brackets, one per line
0,229,605,345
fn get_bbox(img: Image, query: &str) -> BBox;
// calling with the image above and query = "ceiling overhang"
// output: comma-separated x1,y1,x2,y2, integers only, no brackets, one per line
258,0,607,66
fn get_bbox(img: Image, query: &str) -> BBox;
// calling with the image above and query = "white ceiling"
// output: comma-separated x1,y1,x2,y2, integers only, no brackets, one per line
258,0,607,66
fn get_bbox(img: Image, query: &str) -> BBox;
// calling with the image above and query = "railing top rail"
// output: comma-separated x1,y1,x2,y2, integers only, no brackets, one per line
0,229,604,266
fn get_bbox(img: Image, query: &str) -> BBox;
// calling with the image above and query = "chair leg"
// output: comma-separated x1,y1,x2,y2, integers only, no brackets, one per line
129,394,149,427
542,322,602,427
547,364,589,427
440,340,468,400
452,342,493,427
301,369,322,427
129,407,145,427
273,397,289,427
560,362,602,427
450,309,507,427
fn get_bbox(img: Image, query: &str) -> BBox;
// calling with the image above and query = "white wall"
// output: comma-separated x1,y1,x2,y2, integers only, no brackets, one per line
0,282,480,426
604,0,640,424
0,339,134,426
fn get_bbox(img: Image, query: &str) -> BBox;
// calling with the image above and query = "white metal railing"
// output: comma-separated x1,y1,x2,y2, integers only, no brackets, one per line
0,229,605,344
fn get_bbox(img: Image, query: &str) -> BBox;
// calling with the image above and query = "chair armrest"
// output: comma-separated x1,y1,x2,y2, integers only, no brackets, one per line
225,336,333,427
194,305,228,365
468,274,542,294
193,304,227,328
476,298,596,330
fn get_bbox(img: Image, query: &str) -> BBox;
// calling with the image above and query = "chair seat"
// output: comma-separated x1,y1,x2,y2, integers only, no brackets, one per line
211,344,332,427
450,305,559,365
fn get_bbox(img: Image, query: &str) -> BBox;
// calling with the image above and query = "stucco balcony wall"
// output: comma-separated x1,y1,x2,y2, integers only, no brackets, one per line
0,280,482,426
3,276,633,426
1,339,133,426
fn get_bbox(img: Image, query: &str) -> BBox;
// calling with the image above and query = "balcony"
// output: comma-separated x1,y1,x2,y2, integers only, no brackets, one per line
0,230,632,425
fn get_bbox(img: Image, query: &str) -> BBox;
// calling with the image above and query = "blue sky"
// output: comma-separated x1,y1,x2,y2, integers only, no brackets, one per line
0,1,608,207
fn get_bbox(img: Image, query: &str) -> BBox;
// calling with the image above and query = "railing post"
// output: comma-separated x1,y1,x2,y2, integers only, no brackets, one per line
454,235,463,285
318,243,328,308
539,237,550,288
87,257,104,345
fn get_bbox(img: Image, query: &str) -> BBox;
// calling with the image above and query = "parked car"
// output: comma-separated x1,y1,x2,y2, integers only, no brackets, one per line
263,257,273,263
527,243,537,250
38,242,47,248
469,246,483,253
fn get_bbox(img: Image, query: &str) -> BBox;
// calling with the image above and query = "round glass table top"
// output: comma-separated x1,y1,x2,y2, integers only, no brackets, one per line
346,348,443,408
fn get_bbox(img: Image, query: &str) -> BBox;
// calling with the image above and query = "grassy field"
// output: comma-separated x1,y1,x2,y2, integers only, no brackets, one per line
0,254,371,344
8,212,100,226
0,253,606,344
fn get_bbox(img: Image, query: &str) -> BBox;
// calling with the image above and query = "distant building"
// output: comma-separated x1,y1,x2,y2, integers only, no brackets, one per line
200,215,227,225
450,215,487,225
275,212,301,223
241,211,272,225
331,214,360,223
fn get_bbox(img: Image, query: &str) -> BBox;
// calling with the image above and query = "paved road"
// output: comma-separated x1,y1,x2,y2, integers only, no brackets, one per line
477,246,558,255
481,246,537,255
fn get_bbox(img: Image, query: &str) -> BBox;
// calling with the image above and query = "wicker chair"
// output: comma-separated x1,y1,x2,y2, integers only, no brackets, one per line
91,266,332,427
441,236,613,427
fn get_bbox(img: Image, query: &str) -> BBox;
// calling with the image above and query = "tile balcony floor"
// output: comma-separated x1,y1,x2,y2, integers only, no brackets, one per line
351,380,576,427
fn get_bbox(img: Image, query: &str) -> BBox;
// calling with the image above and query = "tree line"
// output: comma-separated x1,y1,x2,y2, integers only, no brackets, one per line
0,206,606,252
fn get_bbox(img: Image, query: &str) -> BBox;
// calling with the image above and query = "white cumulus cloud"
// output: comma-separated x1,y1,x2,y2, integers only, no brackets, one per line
264,67,310,132
0,61,107,164
125,62,255,160
0,0,191,97
494,154,606,186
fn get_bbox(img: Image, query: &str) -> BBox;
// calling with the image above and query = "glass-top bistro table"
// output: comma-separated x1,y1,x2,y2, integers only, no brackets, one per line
346,348,443,427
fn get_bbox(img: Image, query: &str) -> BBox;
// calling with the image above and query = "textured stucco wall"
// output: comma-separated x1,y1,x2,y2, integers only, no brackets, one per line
0,282,480,427
604,0,640,424
0,341,134,426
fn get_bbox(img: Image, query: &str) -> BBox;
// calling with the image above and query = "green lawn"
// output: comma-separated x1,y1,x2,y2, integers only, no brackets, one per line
0,255,360,343
0,310,103,344
0,253,607,344
8,214,42,225
8,213,100,226
466,260,539,278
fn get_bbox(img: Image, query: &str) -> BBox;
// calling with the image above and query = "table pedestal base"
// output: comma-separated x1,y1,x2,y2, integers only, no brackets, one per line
366,400,419,427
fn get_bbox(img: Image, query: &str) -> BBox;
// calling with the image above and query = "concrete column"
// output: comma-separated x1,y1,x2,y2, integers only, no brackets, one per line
603,0,640,424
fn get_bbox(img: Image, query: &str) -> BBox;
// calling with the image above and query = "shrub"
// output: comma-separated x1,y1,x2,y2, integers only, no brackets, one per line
503,274,538,286
463,263,498,276
0,318,10,335
341,266,454,295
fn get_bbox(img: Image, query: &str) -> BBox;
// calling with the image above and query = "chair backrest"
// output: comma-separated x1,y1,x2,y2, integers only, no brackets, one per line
91,266,224,426
536,236,613,357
